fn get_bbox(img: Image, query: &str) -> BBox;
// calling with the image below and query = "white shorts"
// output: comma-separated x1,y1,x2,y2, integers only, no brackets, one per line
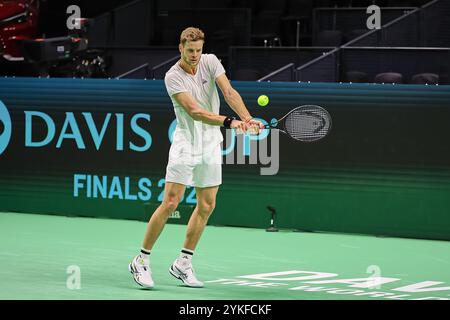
165,142,222,188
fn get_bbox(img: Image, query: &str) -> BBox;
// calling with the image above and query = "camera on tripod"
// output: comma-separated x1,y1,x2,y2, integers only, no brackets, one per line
19,18,107,78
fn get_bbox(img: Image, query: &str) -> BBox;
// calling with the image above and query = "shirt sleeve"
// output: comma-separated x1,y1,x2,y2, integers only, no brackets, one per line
164,72,188,97
207,54,226,80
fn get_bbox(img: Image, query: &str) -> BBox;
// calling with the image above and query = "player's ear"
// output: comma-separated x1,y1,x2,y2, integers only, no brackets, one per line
178,43,183,53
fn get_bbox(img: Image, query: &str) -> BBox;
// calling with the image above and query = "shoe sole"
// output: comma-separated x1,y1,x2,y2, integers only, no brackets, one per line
128,263,154,289
169,265,203,288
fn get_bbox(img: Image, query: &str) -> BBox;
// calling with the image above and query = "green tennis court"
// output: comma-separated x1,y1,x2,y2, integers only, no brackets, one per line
1,211,448,300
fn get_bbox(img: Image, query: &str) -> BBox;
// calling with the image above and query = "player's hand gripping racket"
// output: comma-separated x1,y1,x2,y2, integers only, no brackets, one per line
239,105,332,142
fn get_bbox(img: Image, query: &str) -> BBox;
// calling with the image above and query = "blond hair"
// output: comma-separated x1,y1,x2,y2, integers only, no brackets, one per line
180,27,205,45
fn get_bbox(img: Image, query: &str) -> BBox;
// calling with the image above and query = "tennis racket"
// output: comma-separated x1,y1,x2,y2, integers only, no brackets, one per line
239,105,332,142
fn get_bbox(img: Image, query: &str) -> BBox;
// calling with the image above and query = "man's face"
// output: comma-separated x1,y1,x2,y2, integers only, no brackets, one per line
179,40,203,67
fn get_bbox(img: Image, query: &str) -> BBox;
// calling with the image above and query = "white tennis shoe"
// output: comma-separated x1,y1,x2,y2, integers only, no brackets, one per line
169,259,204,288
128,255,154,289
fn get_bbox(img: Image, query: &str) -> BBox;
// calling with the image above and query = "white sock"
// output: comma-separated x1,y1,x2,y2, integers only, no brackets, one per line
139,248,151,263
177,248,193,268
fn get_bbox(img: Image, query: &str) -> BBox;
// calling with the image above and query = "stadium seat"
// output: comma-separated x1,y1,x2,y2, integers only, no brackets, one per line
410,73,439,84
374,72,404,84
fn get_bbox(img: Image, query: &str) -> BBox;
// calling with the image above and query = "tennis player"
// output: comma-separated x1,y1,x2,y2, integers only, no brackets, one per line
129,27,263,288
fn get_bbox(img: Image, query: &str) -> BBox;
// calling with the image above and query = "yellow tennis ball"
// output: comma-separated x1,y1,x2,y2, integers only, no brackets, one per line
257,95,269,107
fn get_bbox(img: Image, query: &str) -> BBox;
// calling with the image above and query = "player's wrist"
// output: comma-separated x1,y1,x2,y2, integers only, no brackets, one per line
223,116,236,128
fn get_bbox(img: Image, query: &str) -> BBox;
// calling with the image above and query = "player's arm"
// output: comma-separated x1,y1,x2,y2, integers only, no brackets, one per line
216,74,264,131
173,91,248,131
215,73,252,122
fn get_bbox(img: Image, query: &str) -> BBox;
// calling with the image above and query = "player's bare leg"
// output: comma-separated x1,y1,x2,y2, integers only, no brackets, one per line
169,185,219,287
142,182,186,250
184,185,219,250
129,182,185,288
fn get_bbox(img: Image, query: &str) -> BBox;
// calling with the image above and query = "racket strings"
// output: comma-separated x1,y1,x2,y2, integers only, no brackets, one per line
284,106,331,142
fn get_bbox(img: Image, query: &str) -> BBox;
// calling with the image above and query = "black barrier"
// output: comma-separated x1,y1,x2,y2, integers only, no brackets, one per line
346,0,450,47
312,7,416,45
421,0,450,47
229,47,335,80
149,55,180,79
340,47,450,83
345,7,421,47
87,0,156,47
296,49,339,82
90,46,177,78
258,63,296,82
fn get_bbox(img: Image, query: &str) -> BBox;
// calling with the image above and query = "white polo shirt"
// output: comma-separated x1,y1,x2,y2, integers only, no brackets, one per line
164,54,226,156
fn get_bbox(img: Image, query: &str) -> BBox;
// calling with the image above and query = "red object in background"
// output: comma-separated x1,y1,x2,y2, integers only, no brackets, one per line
0,0,39,61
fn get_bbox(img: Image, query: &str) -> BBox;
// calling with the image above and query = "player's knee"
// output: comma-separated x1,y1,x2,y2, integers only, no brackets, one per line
165,201,179,213
198,200,215,216
162,195,181,213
